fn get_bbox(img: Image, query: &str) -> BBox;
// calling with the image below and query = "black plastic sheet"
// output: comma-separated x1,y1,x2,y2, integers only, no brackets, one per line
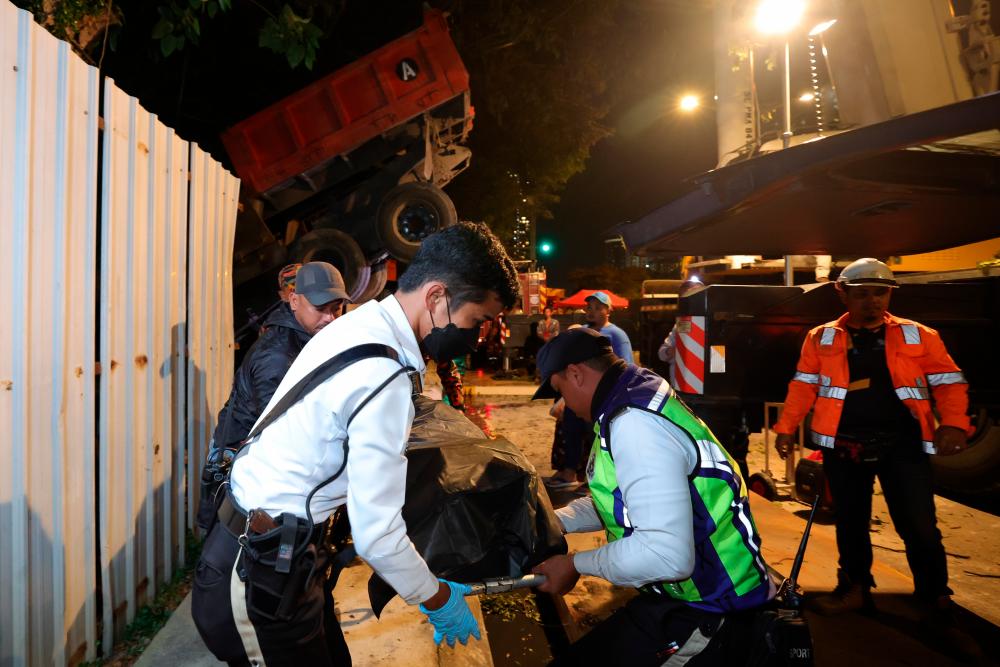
368,397,567,615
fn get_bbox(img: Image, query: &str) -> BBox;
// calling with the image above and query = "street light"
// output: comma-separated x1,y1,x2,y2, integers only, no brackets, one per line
753,0,805,35
753,0,805,149
679,94,700,112
798,92,815,102
808,18,837,36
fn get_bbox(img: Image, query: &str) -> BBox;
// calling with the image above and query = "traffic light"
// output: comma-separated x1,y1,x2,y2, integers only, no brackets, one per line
538,240,554,256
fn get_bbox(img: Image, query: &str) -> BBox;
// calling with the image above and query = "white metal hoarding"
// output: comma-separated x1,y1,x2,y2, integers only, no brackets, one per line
98,80,195,653
186,146,239,536
1,2,239,663
0,4,99,664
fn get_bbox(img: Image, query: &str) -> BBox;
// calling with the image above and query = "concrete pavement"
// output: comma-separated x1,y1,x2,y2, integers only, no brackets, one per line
136,556,492,667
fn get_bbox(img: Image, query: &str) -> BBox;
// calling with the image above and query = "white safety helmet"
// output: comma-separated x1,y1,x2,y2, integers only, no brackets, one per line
836,258,898,288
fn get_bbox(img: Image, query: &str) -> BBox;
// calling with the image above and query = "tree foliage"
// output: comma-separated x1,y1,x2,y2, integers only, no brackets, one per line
18,0,334,70
440,0,625,241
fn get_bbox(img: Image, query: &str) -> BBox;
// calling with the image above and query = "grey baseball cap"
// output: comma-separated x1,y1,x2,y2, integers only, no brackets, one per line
294,262,351,306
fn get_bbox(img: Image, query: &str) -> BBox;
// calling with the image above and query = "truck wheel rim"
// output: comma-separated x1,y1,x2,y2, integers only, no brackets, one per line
397,204,439,242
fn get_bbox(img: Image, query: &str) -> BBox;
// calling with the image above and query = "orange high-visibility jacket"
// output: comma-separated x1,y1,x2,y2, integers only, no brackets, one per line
774,312,971,454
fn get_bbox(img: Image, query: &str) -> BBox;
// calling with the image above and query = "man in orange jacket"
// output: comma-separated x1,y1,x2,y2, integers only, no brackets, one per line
773,259,972,632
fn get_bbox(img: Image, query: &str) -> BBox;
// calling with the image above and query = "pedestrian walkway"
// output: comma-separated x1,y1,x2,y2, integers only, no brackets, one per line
137,557,492,666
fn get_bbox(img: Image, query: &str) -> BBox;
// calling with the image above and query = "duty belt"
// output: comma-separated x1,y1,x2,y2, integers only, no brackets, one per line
217,493,330,547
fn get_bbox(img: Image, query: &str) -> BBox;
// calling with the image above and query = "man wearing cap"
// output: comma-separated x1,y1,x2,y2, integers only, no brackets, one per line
193,223,520,665
772,259,973,639
585,291,634,364
208,261,349,459
531,328,774,664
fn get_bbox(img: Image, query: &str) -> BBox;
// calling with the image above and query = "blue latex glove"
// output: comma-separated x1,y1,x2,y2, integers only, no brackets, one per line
418,579,482,647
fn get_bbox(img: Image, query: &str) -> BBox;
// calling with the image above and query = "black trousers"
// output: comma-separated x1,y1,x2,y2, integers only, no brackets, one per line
191,522,352,666
823,441,951,600
551,594,726,666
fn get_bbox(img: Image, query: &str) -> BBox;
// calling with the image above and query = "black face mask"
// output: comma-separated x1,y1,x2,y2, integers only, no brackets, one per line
422,295,481,361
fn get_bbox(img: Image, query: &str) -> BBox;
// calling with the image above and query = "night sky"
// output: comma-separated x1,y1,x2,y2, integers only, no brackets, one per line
539,3,718,284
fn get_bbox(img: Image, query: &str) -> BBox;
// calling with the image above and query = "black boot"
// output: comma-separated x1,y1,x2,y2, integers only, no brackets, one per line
810,569,874,615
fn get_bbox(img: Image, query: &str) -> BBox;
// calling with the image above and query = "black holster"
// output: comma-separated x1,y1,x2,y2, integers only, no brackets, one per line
239,515,329,622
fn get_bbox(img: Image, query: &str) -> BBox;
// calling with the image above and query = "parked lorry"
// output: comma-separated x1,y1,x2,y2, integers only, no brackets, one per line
223,9,472,324
619,0,1000,497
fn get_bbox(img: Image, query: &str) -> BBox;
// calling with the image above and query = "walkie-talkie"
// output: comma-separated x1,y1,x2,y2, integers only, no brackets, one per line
770,493,820,665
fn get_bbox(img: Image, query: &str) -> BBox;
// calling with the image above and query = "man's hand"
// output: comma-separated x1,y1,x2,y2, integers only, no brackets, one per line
934,426,967,456
775,433,796,460
532,554,580,596
419,580,481,647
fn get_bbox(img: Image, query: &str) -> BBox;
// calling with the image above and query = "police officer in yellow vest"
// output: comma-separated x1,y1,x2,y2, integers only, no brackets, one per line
531,328,774,665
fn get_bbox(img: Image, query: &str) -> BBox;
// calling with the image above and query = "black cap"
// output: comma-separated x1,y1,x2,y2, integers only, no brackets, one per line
295,262,351,306
532,328,615,399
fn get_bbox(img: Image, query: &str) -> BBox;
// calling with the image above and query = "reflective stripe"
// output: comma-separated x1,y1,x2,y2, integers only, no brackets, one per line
793,372,819,385
811,432,835,448
922,441,937,455
896,386,930,401
901,324,921,345
926,372,966,386
646,379,670,411
819,328,837,346
820,374,831,386
818,386,847,400
662,618,723,666
231,552,267,666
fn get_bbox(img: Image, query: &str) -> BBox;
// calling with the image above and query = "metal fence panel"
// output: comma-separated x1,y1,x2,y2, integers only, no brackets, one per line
186,146,239,532
1,3,238,662
98,80,205,652
0,4,99,665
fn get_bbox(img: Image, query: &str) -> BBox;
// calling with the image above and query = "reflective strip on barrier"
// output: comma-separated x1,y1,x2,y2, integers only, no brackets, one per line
811,432,835,448
901,324,921,345
926,372,966,386
819,327,837,346
793,372,819,385
818,386,847,400
896,386,930,401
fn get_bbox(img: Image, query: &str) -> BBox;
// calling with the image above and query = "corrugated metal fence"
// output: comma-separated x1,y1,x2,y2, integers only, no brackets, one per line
0,3,240,664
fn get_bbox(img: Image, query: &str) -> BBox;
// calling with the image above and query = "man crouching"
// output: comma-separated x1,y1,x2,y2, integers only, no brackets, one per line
531,328,774,665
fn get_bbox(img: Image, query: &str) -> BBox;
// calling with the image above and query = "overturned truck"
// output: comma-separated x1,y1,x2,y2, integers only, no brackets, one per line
223,9,472,327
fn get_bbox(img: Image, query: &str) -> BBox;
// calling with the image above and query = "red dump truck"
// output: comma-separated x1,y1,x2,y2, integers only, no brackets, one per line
224,9,472,311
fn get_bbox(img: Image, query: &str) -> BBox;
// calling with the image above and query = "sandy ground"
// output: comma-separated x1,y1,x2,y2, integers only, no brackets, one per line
448,377,1000,628
744,432,1000,625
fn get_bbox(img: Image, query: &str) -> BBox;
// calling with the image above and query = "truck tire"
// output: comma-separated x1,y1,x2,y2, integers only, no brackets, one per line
932,410,1000,495
355,261,389,304
290,228,366,296
376,182,457,262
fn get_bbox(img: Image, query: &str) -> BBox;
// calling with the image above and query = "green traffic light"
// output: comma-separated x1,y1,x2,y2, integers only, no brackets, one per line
539,242,553,255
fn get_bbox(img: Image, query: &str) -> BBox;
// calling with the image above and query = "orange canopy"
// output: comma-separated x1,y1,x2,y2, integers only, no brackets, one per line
555,289,629,309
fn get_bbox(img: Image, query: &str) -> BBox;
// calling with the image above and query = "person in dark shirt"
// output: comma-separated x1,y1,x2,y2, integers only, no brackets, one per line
773,258,977,659
196,262,349,529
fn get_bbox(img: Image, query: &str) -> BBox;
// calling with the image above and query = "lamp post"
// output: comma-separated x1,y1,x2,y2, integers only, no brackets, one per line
754,0,805,149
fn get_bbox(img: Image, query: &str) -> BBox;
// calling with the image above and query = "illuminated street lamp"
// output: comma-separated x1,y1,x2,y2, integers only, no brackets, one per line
754,0,805,149
798,92,815,102
679,94,700,112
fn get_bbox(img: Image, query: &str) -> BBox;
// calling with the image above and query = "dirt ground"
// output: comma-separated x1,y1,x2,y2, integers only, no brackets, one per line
744,432,1000,625
453,385,1000,629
